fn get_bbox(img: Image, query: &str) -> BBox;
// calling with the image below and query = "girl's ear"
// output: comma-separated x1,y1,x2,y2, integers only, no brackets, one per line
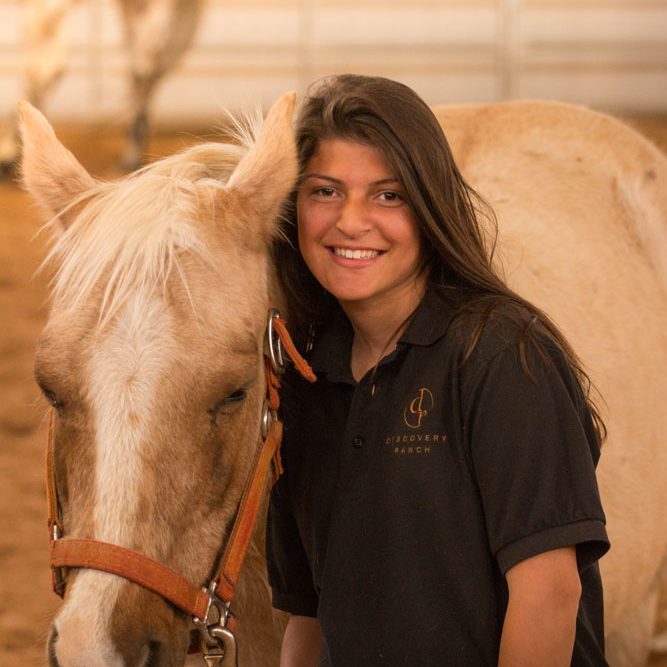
18,101,95,229
223,92,298,242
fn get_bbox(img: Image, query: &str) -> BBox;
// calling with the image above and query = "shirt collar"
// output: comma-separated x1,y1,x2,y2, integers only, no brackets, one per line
308,306,355,383
398,283,461,347
308,283,462,382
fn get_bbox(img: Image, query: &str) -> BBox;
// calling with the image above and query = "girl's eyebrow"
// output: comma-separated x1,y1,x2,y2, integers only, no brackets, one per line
302,174,344,185
302,174,400,187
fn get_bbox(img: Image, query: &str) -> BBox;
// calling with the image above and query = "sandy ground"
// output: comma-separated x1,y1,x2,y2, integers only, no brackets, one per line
0,116,665,667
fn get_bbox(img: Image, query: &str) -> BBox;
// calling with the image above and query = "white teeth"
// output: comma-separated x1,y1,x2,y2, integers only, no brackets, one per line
333,247,380,260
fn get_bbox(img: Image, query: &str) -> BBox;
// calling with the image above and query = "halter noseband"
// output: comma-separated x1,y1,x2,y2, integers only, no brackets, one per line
45,309,316,666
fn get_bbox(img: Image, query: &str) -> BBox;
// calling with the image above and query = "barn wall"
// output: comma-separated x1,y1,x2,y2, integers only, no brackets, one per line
0,0,665,123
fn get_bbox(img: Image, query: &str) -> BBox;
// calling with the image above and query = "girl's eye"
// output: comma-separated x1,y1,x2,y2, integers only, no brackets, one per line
314,187,337,198
377,191,404,206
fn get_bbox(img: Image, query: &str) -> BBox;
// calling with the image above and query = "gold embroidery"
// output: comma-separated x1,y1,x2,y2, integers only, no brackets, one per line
402,387,434,429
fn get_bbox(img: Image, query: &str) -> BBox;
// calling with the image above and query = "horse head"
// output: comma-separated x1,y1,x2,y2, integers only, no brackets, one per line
19,93,297,667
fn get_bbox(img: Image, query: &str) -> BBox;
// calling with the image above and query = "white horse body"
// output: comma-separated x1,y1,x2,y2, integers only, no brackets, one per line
435,101,667,665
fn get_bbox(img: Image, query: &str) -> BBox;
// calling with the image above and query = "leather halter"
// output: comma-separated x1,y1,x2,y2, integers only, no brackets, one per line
45,309,315,664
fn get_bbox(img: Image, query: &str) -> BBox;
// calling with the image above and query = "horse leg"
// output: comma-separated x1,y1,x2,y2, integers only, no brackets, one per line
119,71,154,172
117,0,203,171
606,584,659,667
1,0,75,175
229,497,285,667
0,126,20,176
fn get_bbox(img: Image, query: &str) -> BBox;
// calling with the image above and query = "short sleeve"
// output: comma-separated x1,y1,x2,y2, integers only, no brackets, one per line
463,337,610,575
266,468,319,617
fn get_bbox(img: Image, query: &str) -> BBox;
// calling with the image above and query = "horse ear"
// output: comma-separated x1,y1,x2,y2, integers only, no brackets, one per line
224,92,298,240
17,101,95,229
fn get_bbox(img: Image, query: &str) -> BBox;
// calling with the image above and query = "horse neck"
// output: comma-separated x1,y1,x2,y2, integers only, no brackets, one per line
232,487,284,665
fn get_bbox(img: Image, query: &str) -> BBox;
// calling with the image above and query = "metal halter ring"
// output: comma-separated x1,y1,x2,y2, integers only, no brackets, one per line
260,400,276,440
266,309,285,373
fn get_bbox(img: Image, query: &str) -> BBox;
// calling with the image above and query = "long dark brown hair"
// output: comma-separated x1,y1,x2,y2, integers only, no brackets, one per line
273,73,605,444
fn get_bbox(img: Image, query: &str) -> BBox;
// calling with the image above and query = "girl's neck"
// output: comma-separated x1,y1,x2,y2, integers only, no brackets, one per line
342,279,427,382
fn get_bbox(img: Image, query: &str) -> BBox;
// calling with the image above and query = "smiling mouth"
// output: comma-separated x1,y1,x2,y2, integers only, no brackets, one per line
331,247,383,260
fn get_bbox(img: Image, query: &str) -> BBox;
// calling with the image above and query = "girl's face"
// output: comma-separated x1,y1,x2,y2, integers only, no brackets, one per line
297,139,425,311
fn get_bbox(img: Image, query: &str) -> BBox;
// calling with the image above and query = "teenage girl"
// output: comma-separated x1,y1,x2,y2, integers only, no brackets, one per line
268,74,609,667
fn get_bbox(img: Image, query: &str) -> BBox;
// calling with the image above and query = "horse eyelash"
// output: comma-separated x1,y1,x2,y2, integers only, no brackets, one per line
209,389,248,425
35,378,62,410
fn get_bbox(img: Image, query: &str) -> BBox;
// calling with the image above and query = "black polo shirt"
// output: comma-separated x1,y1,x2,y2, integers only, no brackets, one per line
267,284,609,666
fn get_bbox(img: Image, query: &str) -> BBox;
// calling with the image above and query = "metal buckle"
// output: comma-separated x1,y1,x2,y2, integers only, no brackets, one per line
266,309,285,374
194,583,238,667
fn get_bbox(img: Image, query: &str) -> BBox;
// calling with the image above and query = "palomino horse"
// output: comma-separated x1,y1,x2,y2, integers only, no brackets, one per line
19,93,298,666
1,0,202,173
19,94,667,666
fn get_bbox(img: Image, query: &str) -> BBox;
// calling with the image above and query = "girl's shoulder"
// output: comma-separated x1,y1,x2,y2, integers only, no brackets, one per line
443,289,566,379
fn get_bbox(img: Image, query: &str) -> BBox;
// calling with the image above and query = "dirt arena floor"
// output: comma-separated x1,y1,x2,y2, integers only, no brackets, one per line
0,114,665,666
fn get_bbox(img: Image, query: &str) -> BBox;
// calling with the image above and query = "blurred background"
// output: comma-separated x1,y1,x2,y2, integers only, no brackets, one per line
0,1,665,666
1,0,666,122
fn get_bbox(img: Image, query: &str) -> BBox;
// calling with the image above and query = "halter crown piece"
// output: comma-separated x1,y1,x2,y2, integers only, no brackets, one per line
45,309,316,667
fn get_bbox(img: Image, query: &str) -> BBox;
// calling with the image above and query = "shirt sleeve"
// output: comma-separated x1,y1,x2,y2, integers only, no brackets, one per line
463,335,610,575
266,466,320,617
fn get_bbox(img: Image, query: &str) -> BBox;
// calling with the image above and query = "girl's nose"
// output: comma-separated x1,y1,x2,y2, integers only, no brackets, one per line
334,197,372,238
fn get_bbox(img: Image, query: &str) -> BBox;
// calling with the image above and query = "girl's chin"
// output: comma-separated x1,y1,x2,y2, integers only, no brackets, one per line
317,276,374,303
328,289,377,305
328,292,367,303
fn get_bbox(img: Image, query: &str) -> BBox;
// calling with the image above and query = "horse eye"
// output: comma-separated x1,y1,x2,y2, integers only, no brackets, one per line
209,389,248,425
224,389,247,404
39,384,62,410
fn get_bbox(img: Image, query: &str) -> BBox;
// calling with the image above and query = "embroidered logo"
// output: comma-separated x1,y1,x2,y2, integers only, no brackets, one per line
402,387,434,429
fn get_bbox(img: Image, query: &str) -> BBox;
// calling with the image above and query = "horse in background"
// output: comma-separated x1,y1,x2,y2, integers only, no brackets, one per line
19,94,667,666
434,101,667,665
0,0,203,174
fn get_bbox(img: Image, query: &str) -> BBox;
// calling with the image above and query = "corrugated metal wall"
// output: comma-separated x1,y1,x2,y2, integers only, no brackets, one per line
0,0,665,122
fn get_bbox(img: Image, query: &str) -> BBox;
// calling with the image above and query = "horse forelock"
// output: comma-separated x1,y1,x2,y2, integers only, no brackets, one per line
41,128,261,330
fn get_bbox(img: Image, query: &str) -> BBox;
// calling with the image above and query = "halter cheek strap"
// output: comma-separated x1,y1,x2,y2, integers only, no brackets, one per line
46,309,315,662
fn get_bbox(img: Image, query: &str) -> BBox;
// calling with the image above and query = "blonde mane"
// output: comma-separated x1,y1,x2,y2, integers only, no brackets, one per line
42,114,262,328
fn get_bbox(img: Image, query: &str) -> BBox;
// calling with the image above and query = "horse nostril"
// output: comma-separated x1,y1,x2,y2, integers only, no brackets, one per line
48,627,60,667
